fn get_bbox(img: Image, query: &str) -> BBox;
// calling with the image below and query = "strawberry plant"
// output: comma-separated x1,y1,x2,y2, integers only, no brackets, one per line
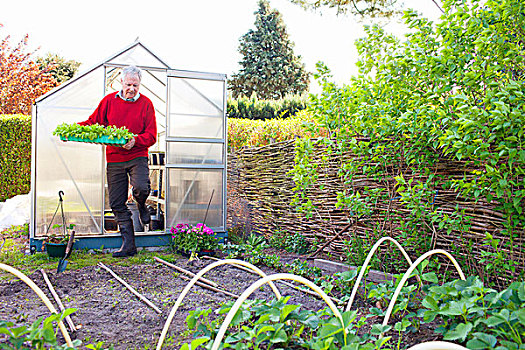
181,297,388,349
419,277,525,348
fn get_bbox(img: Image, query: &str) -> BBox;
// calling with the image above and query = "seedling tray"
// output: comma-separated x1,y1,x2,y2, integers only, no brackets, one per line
60,135,127,146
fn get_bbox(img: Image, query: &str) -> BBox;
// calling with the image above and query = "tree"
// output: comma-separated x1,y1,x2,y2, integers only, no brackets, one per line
0,25,57,114
287,0,444,17
292,0,525,283
37,53,81,84
229,0,310,99
288,0,399,17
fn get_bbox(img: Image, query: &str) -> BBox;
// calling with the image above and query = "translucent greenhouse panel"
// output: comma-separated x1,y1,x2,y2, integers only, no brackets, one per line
38,66,105,109
166,168,224,230
168,78,224,139
34,67,105,237
167,142,223,165
107,44,168,68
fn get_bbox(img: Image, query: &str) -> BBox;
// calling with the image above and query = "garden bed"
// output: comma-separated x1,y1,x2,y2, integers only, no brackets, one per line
0,251,442,349
0,253,328,349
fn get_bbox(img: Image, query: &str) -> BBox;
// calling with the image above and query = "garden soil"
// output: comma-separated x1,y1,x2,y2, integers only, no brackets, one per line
0,254,331,349
0,252,440,349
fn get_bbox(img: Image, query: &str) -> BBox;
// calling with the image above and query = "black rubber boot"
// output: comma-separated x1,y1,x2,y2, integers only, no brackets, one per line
137,202,151,226
112,221,137,258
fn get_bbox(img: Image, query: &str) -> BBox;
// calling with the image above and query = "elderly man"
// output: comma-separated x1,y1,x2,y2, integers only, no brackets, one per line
79,65,157,257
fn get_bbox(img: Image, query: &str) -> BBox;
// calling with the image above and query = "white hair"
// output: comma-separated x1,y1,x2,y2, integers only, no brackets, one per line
121,65,142,81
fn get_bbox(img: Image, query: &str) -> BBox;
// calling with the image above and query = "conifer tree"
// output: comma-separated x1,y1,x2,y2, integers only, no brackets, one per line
229,0,310,99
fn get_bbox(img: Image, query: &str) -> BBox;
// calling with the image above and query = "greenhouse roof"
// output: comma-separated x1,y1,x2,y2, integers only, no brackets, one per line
35,41,170,104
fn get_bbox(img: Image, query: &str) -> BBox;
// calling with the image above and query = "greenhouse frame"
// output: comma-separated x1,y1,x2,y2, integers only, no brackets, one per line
30,41,228,252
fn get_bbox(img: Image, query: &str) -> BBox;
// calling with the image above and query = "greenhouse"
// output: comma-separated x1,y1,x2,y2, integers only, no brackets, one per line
30,41,227,251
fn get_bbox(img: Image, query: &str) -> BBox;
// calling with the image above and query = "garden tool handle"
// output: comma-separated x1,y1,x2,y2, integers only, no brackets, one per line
64,231,75,259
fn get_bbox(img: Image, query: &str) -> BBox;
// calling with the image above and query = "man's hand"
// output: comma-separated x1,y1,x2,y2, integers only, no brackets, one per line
123,137,135,150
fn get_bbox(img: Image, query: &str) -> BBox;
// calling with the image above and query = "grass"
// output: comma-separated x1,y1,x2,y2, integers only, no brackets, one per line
0,223,177,280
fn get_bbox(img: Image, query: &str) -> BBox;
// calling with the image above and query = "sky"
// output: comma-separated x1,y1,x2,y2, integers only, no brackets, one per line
2,0,443,92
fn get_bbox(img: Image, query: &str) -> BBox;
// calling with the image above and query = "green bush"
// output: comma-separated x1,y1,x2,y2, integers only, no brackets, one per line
0,114,31,202
291,0,525,285
227,94,308,120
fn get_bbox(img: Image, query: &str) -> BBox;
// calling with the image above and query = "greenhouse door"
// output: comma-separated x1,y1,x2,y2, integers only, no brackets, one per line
165,70,227,234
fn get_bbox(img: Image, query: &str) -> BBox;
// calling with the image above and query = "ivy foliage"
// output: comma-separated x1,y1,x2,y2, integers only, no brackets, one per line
229,0,310,99
291,0,524,282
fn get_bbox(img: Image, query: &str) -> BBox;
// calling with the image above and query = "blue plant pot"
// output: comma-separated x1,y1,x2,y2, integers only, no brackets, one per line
46,243,67,258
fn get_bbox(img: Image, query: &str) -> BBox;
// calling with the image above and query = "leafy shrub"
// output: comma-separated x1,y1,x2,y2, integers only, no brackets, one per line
291,0,525,285
37,53,81,84
269,230,313,254
180,274,525,349
228,111,326,152
227,94,308,120
0,223,29,239
268,230,287,250
0,114,31,202
224,234,269,265
285,259,322,278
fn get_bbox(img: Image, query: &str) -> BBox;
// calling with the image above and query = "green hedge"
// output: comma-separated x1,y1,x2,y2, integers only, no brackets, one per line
227,94,307,120
0,114,31,202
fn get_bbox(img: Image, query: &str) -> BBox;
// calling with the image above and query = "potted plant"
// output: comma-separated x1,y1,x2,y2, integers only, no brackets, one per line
170,223,219,256
44,224,75,258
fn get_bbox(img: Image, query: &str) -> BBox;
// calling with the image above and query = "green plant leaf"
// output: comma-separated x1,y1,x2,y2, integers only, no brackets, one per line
422,272,439,283
517,283,525,302
299,314,320,328
444,322,473,342
466,332,498,349
341,310,358,328
318,323,343,339
513,308,525,325
280,304,299,322
270,323,288,344
421,296,439,311
190,337,210,349
370,323,391,335
256,325,275,337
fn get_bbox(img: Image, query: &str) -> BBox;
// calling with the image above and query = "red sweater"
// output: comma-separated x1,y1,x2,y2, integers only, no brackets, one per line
79,92,157,163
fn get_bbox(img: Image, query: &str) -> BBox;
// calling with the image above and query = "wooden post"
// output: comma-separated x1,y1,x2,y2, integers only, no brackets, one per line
178,275,240,299
154,256,218,287
98,263,162,314
40,269,79,332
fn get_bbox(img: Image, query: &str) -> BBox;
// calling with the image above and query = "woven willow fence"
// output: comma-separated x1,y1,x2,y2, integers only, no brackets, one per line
227,139,524,285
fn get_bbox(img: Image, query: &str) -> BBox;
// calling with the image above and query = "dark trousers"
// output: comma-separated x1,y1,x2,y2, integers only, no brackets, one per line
106,157,150,226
